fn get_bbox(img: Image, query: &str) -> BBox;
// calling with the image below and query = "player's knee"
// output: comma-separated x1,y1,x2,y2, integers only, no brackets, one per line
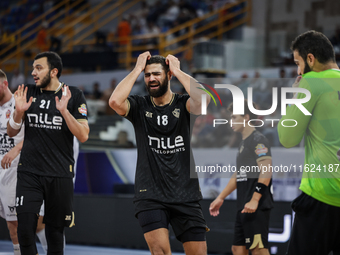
17,213,38,246
250,246,267,255
232,245,247,255
45,224,64,254
149,246,170,255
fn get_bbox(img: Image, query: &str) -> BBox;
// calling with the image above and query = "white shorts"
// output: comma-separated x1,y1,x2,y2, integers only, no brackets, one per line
0,166,17,221
0,164,44,221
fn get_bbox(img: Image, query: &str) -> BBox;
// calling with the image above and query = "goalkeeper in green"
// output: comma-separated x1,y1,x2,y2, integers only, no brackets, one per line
278,30,340,255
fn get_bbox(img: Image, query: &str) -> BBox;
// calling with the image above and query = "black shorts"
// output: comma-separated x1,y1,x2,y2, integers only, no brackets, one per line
16,171,74,228
135,200,208,242
233,209,271,250
287,192,340,255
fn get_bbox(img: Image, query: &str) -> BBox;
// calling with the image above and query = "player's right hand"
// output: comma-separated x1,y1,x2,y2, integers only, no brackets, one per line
135,51,151,73
14,85,33,114
209,197,224,217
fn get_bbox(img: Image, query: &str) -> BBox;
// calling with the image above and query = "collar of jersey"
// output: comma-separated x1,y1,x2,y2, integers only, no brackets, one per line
150,93,175,107
40,82,64,94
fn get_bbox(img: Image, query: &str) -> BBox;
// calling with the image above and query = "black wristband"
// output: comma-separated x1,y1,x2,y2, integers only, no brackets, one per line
254,182,267,195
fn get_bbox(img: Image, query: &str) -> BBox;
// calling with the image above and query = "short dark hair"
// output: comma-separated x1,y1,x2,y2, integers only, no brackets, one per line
227,99,258,120
291,30,335,64
145,55,169,74
34,51,63,78
0,69,7,81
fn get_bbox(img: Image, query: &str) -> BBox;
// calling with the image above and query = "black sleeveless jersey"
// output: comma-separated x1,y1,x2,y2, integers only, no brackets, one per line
236,130,274,210
18,84,88,178
125,93,202,203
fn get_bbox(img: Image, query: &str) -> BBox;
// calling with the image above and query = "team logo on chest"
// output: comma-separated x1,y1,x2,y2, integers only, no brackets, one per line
172,108,180,118
6,109,11,119
145,111,153,118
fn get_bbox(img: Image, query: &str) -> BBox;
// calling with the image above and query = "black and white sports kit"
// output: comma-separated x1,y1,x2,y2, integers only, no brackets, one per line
125,93,207,242
234,130,273,249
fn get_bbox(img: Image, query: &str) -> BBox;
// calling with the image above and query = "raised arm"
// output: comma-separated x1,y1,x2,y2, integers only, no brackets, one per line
7,85,33,137
109,51,151,116
56,85,89,143
165,55,210,115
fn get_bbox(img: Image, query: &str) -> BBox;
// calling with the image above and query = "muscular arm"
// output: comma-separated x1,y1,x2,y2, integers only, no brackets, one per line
109,51,151,116
166,55,210,115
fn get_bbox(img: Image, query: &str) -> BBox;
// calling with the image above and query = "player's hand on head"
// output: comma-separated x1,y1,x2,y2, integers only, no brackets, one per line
135,51,151,73
166,54,180,75
209,197,224,217
55,85,71,113
14,84,33,114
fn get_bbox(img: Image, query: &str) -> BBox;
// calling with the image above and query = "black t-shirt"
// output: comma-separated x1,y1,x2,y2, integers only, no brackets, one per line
125,93,202,203
18,84,88,178
236,130,274,210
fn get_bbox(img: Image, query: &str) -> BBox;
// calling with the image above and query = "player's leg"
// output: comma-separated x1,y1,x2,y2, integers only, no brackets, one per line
231,245,248,255
232,211,249,255
16,172,43,255
36,214,48,254
180,227,207,255
0,168,21,254
137,209,171,255
169,202,208,255
250,244,270,255
241,209,271,255
43,177,74,255
7,221,20,255
287,193,333,255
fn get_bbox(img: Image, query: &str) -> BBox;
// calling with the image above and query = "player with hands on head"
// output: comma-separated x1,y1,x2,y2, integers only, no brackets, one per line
7,51,89,255
109,51,210,255
209,100,273,255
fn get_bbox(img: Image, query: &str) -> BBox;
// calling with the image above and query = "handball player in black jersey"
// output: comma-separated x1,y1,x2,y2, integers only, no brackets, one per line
109,52,210,255
209,100,273,255
7,52,89,255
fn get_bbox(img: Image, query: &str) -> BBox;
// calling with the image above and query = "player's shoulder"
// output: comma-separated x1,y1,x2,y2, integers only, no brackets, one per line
303,69,340,79
252,130,269,144
67,85,84,95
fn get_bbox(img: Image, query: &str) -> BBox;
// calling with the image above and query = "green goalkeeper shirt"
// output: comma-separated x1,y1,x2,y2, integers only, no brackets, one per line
278,69,340,207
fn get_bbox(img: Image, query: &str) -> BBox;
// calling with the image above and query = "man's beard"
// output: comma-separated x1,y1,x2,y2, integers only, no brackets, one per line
146,76,168,98
38,72,51,89
303,60,312,74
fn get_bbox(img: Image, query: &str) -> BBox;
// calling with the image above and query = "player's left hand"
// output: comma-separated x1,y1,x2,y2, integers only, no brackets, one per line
166,54,180,76
1,148,20,169
241,199,259,213
56,85,72,114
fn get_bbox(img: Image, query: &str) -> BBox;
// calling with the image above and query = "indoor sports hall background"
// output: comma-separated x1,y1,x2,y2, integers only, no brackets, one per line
1,0,340,254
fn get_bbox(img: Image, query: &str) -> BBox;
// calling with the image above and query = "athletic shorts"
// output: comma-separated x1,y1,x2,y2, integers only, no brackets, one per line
0,167,17,221
16,171,75,228
135,200,209,242
233,209,271,250
287,192,340,255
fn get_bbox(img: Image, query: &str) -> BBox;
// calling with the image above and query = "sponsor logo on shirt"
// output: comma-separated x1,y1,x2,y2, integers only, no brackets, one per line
65,215,72,221
145,111,153,118
78,104,87,116
8,206,15,213
172,108,180,118
6,109,11,119
27,113,63,130
255,144,268,156
148,135,185,154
